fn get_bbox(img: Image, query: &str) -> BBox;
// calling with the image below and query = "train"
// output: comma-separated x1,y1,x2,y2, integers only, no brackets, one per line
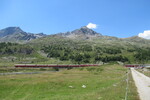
124,64,145,68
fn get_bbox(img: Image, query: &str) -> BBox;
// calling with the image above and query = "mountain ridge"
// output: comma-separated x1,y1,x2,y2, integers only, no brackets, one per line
0,27,46,42
0,26,150,64
57,26,102,40
0,26,149,43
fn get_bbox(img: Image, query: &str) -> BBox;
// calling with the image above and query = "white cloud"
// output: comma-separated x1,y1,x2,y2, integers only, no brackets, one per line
86,23,97,29
138,30,150,39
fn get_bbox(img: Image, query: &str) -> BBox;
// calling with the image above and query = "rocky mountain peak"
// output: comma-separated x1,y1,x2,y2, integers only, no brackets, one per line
0,27,46,42
57,26,102,40
71,26,101,36
0,27,26,37
6,27,23,31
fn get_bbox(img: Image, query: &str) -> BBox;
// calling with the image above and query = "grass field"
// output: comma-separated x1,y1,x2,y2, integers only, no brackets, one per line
0,64,139,100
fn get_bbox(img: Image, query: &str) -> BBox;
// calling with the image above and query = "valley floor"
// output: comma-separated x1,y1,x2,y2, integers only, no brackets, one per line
0,65,139,100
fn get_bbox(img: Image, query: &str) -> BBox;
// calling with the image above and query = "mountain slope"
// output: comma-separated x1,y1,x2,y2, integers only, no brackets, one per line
0,27,46,42
0,26,150,64
57,26,102,40
0,27,25,37
29,26,150,48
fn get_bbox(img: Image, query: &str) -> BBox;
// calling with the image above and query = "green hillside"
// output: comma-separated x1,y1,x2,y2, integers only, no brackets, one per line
28,35,150,64
0,27,150,67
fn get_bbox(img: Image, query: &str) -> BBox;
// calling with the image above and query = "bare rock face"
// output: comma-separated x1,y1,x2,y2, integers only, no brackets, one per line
0,27,26,37
0,27,46,42
57,26,102,40
71,26,101,36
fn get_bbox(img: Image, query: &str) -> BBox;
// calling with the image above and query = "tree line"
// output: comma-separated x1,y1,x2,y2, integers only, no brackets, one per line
0,42,34,55
41,43,129,64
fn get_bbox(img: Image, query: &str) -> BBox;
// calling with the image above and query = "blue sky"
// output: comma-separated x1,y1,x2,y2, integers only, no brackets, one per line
0,0,150,38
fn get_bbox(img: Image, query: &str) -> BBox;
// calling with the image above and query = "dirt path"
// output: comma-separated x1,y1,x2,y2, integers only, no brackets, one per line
131,68,150,100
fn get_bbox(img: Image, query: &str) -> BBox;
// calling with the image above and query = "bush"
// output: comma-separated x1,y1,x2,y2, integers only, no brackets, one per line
79,67,84,71
40,68,47,71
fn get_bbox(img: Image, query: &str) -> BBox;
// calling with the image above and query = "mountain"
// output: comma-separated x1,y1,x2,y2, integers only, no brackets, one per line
0,27,46,42
57,26,102,40
0,26,150,47
0,26,150,64
122,36,149,43
29,26,150,47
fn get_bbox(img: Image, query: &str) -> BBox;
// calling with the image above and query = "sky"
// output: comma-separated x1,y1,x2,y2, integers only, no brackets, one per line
0,0,150,39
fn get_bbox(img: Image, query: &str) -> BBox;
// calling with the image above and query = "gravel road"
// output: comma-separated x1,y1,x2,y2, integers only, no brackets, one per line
131,68,150,100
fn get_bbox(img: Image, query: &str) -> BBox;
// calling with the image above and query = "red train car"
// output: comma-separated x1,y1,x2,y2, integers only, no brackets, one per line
124,64,144,68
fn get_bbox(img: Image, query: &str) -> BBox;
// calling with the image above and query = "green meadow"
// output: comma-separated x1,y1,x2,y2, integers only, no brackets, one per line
0,64,139,100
